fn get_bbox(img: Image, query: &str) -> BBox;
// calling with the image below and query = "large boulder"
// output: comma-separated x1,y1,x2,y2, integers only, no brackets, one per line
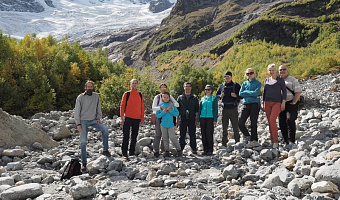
0,183,43,200
0,109,57,148
315,164,340,187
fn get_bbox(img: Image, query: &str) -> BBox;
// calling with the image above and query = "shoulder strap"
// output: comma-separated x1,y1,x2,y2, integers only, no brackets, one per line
232,82,236,93
125,92,130,111
286,87,295,95
157,94,161,105
139,92,142,101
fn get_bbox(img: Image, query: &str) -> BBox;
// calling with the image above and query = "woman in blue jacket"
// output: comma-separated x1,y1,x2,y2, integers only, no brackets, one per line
156,92,182,157
238,68,262,148
197,85,218,156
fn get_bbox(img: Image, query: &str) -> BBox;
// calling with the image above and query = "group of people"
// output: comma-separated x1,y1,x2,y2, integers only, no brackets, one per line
74,64,302,172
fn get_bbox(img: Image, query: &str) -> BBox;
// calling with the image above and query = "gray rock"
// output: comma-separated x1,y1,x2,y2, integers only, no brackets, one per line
31,175,42,183
107,160,124,171
0,183,43,200
0,185,11,193
52,124,72,141
137,137,152,146
222,165,239,179
275,167,295,185
69,182,97,200
0,177,15,185
6,162,23,171
329,144,340,152
0,166,6,175
260,149,273,161
289,178,313,192
12,174,22,183
91,155,110,171
32,142,44,150
0,110,57,149
311,181,340,193
149,178,164,187
157,163,174,175
41,176,54,184
261,174,283,189
315,164,340,187
288,182,301,197
2,149,25,157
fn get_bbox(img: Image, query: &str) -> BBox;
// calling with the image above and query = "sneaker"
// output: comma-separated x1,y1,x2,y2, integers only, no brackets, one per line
272,143,279,149
177,150,183,157
81,163,87,172
122,152,128,158
102,151,111,157
154,152,160,158
164,151,170,157
246,141,260,148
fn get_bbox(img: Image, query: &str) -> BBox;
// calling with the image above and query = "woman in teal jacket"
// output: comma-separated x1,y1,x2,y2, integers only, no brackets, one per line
238,68,262,148
156,92,182,157
197,85,218,156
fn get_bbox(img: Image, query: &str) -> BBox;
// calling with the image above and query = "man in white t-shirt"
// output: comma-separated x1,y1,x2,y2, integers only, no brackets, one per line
279,65,302,146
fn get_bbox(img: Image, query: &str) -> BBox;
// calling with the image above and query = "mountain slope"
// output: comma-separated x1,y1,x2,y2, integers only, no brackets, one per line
0,0,175,40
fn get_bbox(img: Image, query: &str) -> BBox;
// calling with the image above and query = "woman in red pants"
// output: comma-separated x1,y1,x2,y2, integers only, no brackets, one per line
262,64,287,149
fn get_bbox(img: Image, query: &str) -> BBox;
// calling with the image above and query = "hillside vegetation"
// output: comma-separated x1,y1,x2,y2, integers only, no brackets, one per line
0,33,158,117
154,0,340,93
0,0,339,117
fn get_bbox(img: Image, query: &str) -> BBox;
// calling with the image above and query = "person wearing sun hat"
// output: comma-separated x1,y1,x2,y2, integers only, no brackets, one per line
197,85,218,155
216,71,241,146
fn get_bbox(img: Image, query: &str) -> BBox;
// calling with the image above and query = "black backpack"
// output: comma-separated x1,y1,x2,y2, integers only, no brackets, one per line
60,158,82,180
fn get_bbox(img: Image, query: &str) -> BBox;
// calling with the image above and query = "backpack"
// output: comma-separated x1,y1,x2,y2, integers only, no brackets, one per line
60,158,82,180
222,82,240,106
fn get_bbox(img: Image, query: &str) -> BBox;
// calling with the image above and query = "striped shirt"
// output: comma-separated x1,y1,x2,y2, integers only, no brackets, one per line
284,76,302,101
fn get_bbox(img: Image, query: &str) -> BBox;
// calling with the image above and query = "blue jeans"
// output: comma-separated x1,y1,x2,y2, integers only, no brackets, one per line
80,120,109,164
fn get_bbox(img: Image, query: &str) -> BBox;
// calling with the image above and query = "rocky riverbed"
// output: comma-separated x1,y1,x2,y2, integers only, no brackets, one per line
0,73,340,200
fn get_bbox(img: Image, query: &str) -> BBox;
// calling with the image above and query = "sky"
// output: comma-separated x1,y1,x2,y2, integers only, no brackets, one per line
0,0,176,40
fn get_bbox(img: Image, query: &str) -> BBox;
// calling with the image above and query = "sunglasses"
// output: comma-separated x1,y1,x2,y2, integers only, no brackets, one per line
246,72,254,76
279,68,287,71
224,75,232,78
205,89,211,91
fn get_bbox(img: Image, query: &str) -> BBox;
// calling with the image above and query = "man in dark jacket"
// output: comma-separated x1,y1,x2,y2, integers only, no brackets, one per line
177,82,199,154
216,71,241,146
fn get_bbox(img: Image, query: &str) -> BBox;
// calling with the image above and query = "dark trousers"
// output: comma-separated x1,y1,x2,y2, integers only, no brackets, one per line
122,117,141,155
238,103,260,141
179,117,197,151
222,107,240,145
200,118,214,153
279,102,298,144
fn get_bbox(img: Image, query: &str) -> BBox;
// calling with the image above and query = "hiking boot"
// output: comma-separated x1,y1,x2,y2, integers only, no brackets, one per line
81,163,87,172
164,151,170,157
154,152,160,158
272,143,279,149
102,151,111,157
246,141,260,148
